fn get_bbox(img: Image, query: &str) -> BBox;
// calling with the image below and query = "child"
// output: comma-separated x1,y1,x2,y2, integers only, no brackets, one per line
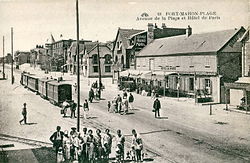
135,138,143,162
115,143,123,163
107,101,111,112
130,146,136,161
57,147,64,163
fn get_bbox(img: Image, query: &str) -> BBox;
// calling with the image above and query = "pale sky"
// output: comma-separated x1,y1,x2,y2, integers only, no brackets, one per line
0,0,249,52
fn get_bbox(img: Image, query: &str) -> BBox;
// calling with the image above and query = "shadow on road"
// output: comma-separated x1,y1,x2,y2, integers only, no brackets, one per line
125,129,171,137
124,112,135,115
25,122,37,125
87,116,98,119
156,117,168,119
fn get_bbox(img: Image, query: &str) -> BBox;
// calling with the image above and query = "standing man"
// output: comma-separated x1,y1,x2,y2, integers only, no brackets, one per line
70,101,77,118
50,126,65,154
79,127,88,162
83,99,89,119
19,103,27,125
88,88,94,103
153,98,161,118
116,94,122,113
128,93,134,110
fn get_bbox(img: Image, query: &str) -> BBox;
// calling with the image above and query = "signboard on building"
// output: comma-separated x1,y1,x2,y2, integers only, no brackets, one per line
135,32,147,51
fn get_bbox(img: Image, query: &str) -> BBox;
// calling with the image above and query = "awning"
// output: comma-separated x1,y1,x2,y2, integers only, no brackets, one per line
120,70,130,77
225,82,250,91
140,71,176,80
140,71,152,79
128,70,141,78
120,69,145,78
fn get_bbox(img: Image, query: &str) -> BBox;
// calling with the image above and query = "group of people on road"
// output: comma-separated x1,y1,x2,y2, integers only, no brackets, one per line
107,90,134,115
61,99,90,119
50,126,144,163
88,81,105,102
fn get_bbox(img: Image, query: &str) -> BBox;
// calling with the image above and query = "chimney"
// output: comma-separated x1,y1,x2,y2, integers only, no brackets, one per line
147,23,154,44
162,23,166,28
186,25,192,37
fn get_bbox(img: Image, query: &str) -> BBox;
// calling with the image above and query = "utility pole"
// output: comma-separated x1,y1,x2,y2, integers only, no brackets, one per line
194,72,197,104
177,73,180,101
76,0,80,132
97,42,102,99
11,27,14,84
2,36,5,79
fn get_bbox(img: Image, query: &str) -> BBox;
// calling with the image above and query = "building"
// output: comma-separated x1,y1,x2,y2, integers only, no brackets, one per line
45,34,55,55
66,41,85,74
5,53,12,64
113,28,144,70
30,45,46,69
225,27,250,108
14,51,30,66
113,23,189,70
84,42,112,78
134,27,246,103
50,39,75,71
241,27,250,77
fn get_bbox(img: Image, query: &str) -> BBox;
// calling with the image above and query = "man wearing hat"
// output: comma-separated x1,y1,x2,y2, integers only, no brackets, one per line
19,103,27,125
50,126,65,154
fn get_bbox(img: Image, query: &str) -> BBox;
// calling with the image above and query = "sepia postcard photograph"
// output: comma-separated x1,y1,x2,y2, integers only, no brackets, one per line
0,0,249,162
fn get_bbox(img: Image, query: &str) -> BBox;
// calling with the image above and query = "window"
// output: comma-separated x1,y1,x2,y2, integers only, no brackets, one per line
92,54,98,64
115,56,118,63
104,54,112,64
105,66,111,72
149,59,154,70
205,57,210,68
117,41,119,48
121,55,124,67
93,66,98,72
205,79,212,94
165,76,169,88
205,79,211,87
189,78,194,91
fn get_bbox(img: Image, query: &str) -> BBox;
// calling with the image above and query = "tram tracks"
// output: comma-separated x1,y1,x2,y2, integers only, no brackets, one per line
0,133,52,148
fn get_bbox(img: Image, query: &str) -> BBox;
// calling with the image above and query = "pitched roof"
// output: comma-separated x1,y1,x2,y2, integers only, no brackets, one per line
69,41,85,55
116,28,144,49
80,42,98,54
45,34,55,44
137,28,244,57
88,43,112,54
239,26,249,42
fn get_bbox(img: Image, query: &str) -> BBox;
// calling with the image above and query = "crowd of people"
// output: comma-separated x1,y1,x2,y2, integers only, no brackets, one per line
50,126,144,163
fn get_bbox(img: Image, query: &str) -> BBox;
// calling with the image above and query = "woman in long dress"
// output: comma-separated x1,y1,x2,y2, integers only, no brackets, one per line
86,129,96,162
103,129,112,159
63,130,71,161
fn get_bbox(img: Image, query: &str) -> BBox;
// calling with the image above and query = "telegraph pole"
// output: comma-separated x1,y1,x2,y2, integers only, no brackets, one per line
76,0,80,132
11,27,14,84
97,42,102,99
2,36,5,79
